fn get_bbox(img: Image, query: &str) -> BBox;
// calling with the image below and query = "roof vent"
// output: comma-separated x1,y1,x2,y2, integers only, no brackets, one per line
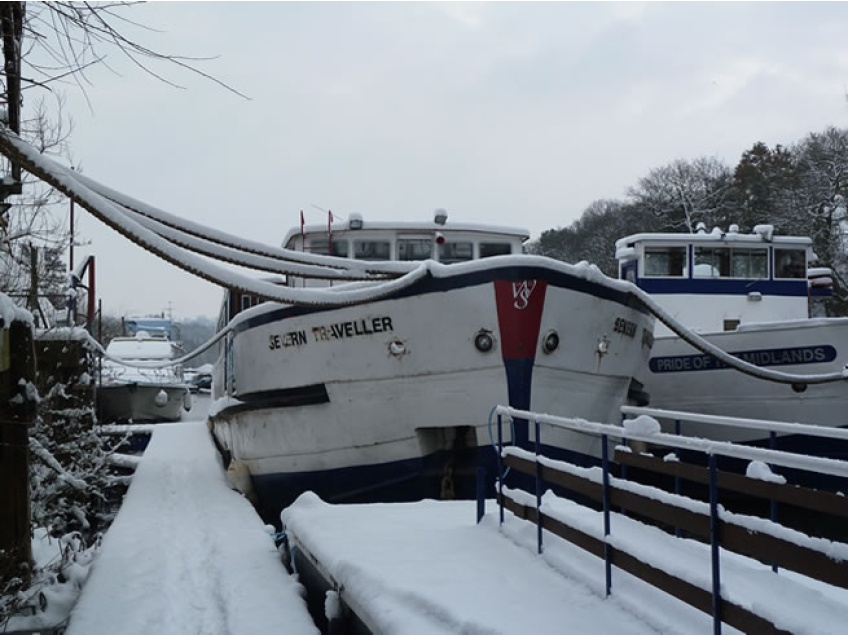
349,212,363,230
728,224,739,234
695,222,707,234
434,209,448,225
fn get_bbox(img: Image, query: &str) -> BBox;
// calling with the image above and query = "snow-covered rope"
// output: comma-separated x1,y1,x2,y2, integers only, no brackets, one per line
0,128,429,307
103,195,392,281
69,165,417,277
3,127,846,385
67,324,231,369
631,282,848,386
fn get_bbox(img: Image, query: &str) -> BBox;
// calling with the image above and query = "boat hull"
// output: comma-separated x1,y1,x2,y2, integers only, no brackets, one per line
210,261,655,521
97,383,190,423
644,318,848,456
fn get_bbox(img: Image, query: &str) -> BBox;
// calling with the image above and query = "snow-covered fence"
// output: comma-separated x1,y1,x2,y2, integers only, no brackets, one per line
617,404,848,532
487,405,848,635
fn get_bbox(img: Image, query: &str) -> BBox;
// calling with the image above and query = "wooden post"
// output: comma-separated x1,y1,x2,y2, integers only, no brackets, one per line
0,317,36,586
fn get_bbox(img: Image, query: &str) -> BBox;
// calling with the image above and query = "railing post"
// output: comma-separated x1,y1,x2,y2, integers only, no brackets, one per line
602,433,612,597
768,430,778,573
674,418,681,538
534,417,543,555
709,454,722,635
476,466,485,523
619,411,628,482
497,413,504,525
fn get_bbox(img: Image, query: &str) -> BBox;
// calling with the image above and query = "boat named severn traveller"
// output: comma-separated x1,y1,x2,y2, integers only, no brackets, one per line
209,210,656,522
615,222,848,457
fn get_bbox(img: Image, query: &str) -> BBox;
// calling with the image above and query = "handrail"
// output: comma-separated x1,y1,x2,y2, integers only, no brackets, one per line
486,404,848,635
621,404,848,441
493,405,848,479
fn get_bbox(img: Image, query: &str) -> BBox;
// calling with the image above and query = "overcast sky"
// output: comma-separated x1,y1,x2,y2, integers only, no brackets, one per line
42,1,848,320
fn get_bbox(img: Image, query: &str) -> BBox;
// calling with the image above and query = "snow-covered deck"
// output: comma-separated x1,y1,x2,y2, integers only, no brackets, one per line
62,415,848,634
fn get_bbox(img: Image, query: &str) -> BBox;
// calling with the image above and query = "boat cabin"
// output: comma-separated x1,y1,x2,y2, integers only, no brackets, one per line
282,209,528,286
218,210,529,325
614,223,832,337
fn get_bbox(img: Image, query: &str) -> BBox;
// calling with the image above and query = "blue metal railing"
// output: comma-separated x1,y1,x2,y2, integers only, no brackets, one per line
478,403,848,636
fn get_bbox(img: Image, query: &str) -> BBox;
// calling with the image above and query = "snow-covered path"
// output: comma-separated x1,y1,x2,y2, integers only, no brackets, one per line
65,420,318,635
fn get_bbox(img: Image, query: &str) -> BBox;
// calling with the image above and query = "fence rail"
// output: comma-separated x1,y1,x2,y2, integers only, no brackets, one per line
483,405,848,635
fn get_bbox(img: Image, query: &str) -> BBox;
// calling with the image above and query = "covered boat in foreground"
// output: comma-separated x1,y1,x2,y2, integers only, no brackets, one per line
209,211,656,523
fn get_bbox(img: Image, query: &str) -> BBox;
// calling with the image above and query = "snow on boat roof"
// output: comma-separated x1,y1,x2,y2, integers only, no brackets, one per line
105,335,178,360
283,217,530,246
615,225,812,258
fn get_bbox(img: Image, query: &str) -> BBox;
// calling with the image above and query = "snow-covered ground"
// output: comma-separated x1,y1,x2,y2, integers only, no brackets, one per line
65,418,317,635
14,397,848,635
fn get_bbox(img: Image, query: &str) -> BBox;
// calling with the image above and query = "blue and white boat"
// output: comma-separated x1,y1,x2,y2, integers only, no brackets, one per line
615,222,848,456
209,211,656,522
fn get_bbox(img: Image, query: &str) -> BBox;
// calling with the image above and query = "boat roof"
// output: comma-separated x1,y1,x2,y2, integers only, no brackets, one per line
281,212,530,246
105,333,178,360
615,225,812,257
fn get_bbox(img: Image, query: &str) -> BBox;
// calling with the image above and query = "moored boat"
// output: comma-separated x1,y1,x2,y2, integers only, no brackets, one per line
97,331,191,423
615,222,848,457
210,210,656,523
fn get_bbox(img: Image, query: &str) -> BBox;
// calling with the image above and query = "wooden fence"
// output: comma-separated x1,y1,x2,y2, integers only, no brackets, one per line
486,406,848,635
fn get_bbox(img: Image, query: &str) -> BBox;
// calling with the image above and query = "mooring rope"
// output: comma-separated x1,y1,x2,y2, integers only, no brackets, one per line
2,126,847,385
0,127,430,308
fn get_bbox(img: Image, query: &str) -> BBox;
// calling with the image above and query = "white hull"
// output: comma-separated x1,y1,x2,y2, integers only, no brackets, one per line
210,260,655,516
644,318,848,441
97,383,190,423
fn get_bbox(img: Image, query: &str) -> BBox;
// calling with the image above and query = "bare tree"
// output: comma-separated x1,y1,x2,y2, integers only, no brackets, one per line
627,157,735,233
0,2,243,322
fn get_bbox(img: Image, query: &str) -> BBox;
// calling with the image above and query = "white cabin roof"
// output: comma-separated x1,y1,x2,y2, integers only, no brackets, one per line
615,225,812,260
281,213,530,248
105,334,179,360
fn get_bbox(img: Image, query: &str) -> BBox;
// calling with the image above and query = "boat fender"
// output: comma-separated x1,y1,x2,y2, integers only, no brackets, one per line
226,459,257,503
183,390,192,411
154,389,168,407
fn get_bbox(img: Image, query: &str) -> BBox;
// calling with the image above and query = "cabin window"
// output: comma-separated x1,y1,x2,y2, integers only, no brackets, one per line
308,238,349,257
723,319,740,331
397,238,433,261
353,240,391,261
438,241,473,264
643,247,686,277
774,248,806,279
693,246,730,278
479,242,512,258
241,294,253,312
729,248,768,279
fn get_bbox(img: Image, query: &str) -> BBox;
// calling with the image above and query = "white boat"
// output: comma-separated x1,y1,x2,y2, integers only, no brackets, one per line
615,222,848,453
209,210,656,522
97,331,192,423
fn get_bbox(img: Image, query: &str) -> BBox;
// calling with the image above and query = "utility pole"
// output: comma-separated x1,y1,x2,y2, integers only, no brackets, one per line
0,2,23,195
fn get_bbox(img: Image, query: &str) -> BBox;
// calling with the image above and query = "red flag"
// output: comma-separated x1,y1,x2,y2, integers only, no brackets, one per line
300,210,305,250
328,210,333,242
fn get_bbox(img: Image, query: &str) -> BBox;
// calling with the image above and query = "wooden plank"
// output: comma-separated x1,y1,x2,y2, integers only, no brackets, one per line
615,449,848,519
506,451,848,589
499,492,789,635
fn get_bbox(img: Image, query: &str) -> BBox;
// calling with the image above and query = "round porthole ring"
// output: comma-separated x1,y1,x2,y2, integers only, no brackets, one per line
474,330,494,353
542,330,559,354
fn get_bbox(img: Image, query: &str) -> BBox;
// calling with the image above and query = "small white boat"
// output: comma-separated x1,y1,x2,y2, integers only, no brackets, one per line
97,331,192,423
210,210,656,521
615,222,848,454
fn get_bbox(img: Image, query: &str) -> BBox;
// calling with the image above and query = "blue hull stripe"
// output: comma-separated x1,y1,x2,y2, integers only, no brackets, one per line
637,277,808,297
